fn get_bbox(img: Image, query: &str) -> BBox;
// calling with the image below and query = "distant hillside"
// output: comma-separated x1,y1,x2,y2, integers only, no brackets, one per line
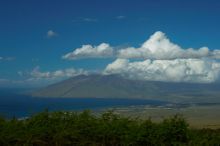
32,74,220,103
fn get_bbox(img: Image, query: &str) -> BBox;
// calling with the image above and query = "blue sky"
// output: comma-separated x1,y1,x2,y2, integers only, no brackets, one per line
1,0,220,87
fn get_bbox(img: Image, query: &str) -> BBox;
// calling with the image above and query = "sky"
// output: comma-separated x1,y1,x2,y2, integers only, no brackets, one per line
1,0,220,87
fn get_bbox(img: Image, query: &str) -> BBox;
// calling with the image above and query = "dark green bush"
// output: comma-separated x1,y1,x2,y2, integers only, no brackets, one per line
0,111,219,146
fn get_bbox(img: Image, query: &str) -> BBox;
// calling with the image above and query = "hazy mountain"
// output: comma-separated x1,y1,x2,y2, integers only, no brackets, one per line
32,74,220,103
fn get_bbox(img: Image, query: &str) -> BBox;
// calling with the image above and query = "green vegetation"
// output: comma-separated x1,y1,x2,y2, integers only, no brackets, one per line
0,110,219,146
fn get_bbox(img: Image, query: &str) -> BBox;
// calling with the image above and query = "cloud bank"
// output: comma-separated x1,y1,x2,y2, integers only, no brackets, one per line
62,43,113,60
1,66,88,88
61,31,220,83
104,58,220,83
29,66,88,80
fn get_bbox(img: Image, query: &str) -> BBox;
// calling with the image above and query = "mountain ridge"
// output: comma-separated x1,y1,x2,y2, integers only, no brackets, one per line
32,74,220,103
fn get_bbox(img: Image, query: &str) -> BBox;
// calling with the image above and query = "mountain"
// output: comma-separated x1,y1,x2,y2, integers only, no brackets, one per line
32,74,220,103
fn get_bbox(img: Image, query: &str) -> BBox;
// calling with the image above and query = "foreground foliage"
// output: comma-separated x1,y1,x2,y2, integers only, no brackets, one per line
0,110,219,146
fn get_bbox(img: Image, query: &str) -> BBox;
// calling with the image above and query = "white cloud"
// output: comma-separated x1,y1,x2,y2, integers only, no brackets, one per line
4,30,220,88
104,58,220,83
118,31,210,59
1,67,87,88
47,30,58,38
211,50,220,59
62,43,114,60
60,31,220,83
29,66,87,79
30,66,51,79
62,31,220,60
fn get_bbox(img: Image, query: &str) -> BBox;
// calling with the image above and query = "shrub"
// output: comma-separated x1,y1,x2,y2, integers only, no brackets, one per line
0,111,219,146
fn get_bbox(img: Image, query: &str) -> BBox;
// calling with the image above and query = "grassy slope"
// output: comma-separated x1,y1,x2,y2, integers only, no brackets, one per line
102,105,220,129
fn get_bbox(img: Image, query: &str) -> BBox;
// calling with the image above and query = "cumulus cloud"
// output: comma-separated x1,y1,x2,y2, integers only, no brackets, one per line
60,31,220,83
105,31,220,83
62,43,114,60
104,58,220,83
47,30,58,38
63,31,220,60
118,31,210,59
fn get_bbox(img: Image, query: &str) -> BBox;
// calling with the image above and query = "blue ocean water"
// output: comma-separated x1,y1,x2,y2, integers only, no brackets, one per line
0,89,168,118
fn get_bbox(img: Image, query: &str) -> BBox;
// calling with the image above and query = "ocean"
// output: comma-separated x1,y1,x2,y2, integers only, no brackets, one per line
0,89,168,118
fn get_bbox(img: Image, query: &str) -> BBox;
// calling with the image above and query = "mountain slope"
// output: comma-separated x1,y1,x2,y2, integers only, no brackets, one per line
32,74,160,98
32,74,220,102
